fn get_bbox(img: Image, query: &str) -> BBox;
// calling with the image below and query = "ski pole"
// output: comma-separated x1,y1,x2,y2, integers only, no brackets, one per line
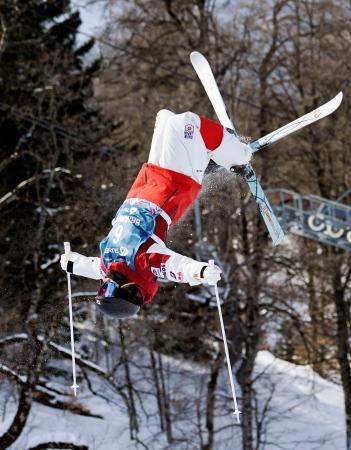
209,259,241,423
64,242,79,396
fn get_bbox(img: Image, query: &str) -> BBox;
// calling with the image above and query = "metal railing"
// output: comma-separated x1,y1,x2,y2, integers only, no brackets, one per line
268,189,351,251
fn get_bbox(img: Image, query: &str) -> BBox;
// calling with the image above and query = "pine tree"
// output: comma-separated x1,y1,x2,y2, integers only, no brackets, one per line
0,0,101,311
0,2,103,447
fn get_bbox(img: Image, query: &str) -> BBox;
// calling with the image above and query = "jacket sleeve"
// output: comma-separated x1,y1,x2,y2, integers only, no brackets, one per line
146,243,208,286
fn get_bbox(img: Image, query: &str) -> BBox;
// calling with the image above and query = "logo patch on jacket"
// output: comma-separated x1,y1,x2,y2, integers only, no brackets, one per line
184,123,194,139
151,267,161,277
160,263,167,278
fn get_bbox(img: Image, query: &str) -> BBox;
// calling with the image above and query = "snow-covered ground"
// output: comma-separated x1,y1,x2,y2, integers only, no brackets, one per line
254,351,345,450
0,350,345,450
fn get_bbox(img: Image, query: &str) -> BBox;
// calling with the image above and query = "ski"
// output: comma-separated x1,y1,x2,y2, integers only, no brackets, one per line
250,92,343,152
190,51,284,246
190,52,238,134
243,166,284,245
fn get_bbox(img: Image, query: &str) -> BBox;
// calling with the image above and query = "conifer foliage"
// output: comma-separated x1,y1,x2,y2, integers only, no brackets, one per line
0,0,100,307
0,2,102,448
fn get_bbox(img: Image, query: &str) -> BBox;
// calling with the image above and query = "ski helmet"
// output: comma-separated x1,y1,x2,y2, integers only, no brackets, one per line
95,272,141,319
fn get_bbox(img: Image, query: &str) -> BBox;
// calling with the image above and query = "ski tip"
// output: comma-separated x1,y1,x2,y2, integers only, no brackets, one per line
326,91,343,114
335,91,343,108
273,232,285,246
190,51,207,67
190,51,202,60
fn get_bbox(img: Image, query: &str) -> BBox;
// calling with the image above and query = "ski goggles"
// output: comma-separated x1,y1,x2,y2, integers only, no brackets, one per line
96,279,139,303
97,280,119,300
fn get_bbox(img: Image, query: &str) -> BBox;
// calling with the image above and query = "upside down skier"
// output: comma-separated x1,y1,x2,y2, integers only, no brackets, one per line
60,109,252,319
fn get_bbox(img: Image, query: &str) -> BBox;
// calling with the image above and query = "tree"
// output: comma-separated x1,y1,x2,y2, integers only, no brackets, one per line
0,1,108,447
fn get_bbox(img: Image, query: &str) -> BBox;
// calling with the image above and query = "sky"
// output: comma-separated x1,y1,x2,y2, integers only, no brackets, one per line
73,0,106,46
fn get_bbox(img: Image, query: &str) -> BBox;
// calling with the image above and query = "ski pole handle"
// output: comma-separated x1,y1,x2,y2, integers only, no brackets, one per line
207,260,218,287
64,241,71,255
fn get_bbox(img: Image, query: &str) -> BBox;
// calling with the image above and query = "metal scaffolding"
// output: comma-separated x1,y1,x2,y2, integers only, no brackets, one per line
268,188,351,251
185,188,350,307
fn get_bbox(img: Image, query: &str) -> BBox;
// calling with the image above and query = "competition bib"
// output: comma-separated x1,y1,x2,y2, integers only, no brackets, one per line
100,198,162,271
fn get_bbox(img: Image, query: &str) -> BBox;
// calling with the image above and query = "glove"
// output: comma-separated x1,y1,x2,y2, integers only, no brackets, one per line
60,251,81,273
202,264,222,285
60,251,103,279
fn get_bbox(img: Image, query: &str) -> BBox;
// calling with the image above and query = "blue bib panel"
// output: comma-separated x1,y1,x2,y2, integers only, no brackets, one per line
100,198,162,271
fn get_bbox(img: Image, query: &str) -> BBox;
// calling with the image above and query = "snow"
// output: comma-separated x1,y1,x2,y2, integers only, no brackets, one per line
255,352,344,448
40,254,60,270
0,350,345,449
0,364,27,383
36,336,109,376
0,333,28,345
74,0,106,52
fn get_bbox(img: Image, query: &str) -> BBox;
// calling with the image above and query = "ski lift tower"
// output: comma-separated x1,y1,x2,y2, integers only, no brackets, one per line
268,188,351,251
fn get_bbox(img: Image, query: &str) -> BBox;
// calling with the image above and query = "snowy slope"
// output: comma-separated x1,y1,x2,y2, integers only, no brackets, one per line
0,351,345,450
254,351,344,449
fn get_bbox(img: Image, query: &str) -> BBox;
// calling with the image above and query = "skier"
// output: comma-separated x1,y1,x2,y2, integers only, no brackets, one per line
60,109,252,319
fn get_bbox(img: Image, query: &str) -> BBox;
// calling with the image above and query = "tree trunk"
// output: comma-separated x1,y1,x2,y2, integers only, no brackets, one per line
119,324,139,437
150,349,165,432
332,261,351,450
0,384,33,448
241,382,254,450
202,353,222,450
158,353,173,444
